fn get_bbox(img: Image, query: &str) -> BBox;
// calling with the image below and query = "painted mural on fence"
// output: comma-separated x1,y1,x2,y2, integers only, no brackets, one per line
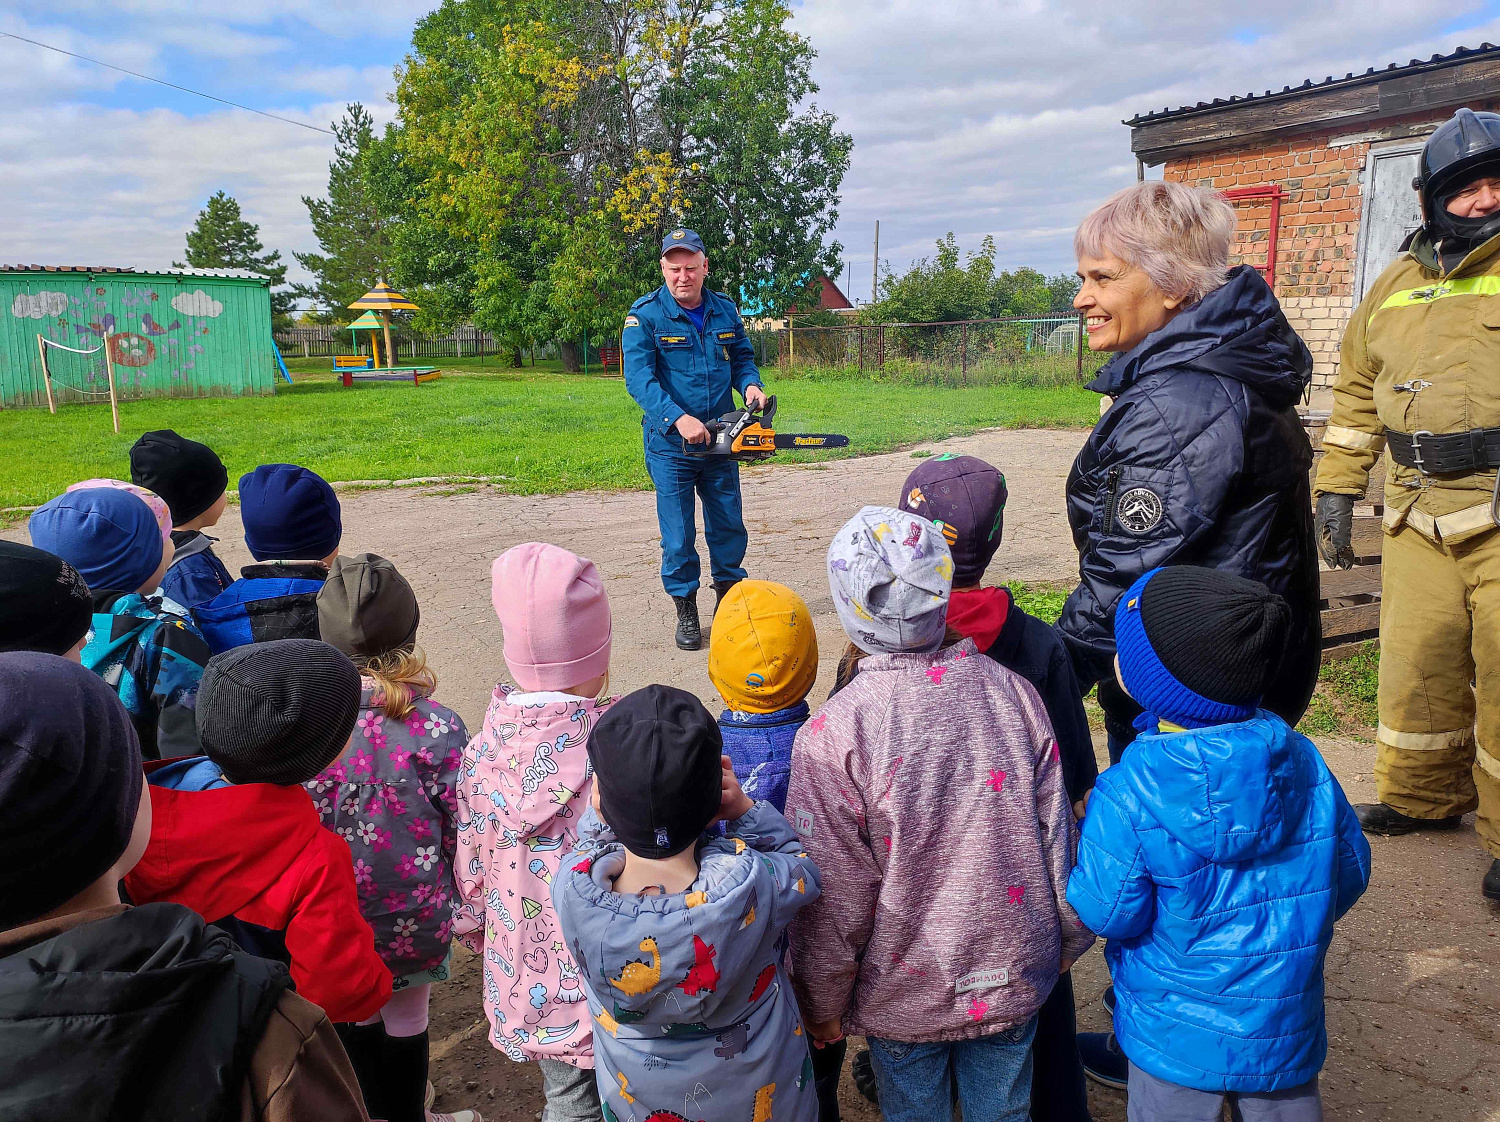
11,283,226,391
1,273,272,406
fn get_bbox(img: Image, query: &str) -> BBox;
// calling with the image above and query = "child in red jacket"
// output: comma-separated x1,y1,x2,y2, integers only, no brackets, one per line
125,639,392,1036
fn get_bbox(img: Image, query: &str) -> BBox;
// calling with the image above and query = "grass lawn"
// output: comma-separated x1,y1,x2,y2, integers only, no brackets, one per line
3,362,1100,509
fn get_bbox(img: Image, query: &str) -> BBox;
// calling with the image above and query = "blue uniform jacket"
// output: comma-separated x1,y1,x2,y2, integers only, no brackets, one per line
717,701,809,814
192,562,326,655
1066,714,1370,1093
623,285,763,439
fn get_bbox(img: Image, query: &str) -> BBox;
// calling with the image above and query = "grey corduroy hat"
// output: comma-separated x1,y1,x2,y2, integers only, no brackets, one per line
827,505,954,655
316,553,420,661
196,639,361,785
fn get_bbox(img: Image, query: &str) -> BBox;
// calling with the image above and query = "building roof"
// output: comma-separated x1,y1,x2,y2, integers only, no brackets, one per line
1125,42,1500,165
1126,42,1500,126
0,265,271,282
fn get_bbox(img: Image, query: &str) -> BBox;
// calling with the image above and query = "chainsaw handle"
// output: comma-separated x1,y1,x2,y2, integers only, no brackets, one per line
753,394,777,429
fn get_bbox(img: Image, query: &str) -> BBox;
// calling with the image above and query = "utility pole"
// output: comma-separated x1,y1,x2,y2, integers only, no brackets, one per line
872,221,880,304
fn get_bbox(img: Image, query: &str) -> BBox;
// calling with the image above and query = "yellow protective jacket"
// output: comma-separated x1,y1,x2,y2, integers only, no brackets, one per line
1315,229,1500,544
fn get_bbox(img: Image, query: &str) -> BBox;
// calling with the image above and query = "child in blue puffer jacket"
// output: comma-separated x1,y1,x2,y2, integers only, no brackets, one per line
1067,566,1370,1122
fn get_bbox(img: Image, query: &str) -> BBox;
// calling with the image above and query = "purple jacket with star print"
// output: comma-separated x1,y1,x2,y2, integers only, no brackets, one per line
304,683,467,978
786,637,1094,1043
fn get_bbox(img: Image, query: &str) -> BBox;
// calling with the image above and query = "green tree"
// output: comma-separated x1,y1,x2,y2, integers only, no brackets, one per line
393,0,850,359
868,233,1081,323
294,104,398,323
176,191,294,325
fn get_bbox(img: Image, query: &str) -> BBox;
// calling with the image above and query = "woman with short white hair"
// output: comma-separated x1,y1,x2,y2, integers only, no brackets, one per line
1057,179,1321,762
1055,179,1323,1092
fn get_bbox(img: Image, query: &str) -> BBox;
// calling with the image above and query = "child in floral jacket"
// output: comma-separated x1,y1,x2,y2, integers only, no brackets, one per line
305,554,476,1122
454,543,614,1122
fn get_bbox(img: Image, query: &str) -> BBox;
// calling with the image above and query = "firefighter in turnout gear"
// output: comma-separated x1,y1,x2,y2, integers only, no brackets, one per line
1315,107,1500,901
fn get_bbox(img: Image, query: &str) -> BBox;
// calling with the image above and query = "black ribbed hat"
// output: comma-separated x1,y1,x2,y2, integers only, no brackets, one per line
1134,567,1290,710
589,685,723,858
129,429,229,526
196,639,361,785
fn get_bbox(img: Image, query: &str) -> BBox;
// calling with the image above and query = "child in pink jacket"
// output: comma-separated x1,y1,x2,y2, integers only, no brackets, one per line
454,543,613,1122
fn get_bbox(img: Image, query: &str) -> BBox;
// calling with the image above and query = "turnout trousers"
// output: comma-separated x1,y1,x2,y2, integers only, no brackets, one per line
643,425,749,598
1377,523,1500,856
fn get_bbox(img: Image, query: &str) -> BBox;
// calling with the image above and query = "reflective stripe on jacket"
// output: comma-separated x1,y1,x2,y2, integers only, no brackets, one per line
1316,230,1500,544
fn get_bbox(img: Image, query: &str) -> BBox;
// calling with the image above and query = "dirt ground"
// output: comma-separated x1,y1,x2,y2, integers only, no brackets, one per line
17,426,1498,1120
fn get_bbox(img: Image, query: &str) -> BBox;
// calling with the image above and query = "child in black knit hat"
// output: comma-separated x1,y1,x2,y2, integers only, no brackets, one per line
129,429,235,609
0,651,369,1120
0,541,94,660
551,685,824,1122
124,638,394,1053
1068,566,1370,1121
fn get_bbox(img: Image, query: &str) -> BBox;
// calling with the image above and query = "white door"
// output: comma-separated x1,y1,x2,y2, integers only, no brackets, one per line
1354,142,1425,304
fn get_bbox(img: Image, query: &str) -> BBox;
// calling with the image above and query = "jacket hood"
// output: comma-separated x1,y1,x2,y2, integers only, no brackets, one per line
128,769,326,923
1088,265,1312,408
1120,715,1310,862
947,586,1012,652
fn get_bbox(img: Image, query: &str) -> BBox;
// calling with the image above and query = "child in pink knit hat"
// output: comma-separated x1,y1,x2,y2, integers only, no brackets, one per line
454,543,613,1121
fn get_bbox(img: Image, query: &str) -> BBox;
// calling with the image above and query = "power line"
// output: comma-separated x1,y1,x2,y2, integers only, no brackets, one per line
1,31,333,135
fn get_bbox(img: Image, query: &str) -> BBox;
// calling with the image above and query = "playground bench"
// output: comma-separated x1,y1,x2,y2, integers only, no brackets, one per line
334,354,375,371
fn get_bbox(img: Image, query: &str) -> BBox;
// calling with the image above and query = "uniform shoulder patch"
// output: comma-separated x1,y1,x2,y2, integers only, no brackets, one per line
624,315,640,327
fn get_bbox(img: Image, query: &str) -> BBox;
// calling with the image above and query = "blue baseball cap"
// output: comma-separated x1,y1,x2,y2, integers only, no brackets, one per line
660,227,706,256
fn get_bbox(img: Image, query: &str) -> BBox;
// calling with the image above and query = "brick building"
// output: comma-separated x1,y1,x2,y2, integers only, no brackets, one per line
1126,44,1500,387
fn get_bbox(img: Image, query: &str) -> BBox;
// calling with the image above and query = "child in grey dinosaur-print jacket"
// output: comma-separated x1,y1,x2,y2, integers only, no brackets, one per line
552,685,823,1122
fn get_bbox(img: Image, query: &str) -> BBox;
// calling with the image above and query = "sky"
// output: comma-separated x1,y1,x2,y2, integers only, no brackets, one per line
5,1,1500,306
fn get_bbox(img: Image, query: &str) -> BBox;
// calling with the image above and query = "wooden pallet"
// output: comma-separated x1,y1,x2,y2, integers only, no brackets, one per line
1303,411,1383,662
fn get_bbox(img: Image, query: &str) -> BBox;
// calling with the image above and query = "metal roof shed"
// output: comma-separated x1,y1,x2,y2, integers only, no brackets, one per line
0,266,277,408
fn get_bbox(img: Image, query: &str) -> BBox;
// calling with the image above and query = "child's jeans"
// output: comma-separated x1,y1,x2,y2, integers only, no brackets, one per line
1127,1065,1322,1122
866,1015,1036,1122
539,1056,601,1122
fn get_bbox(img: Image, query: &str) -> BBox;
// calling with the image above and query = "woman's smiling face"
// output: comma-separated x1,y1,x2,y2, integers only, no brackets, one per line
1073,251,1186,353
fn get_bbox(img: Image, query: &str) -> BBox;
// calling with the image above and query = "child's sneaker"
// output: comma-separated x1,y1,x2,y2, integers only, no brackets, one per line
1078,1031,1128,1089
430,1111,483,1122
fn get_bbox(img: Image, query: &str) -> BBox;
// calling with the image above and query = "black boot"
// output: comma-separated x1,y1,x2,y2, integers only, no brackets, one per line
1354,802,1464,836
712,578,743,616
334,1021,388,1121
673,594,702,650
1485,860,1500,902
380,1030,430,1122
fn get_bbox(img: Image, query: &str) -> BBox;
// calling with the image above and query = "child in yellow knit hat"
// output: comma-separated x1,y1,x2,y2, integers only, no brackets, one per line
708,579,818,815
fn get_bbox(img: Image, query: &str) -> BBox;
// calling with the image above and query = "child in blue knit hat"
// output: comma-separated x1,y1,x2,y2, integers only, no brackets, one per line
29,486,211,760
194,463,343,654
1067,565,1370,1122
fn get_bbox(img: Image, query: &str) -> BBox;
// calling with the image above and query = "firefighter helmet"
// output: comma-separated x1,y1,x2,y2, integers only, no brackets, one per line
1415,107,1500,247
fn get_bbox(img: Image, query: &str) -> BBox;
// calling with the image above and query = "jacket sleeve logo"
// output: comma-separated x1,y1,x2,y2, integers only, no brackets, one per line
1115,487,1164,534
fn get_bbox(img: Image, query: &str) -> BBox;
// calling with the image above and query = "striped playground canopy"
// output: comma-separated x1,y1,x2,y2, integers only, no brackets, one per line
349,283,419,311
347,310,383,330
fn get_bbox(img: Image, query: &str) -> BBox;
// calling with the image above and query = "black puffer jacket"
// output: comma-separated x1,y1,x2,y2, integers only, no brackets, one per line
1056,265,1320,738
0,902,291,1122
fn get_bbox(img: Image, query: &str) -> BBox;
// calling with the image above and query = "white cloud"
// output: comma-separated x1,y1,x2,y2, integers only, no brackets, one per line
171,289,224,317
10,291,69,319
3,0,1500,303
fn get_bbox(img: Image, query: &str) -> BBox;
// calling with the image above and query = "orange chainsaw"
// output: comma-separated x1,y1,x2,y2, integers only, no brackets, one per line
684,395,849,462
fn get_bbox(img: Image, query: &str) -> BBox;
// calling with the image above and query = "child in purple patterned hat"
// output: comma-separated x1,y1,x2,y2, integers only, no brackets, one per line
305,553,480,1122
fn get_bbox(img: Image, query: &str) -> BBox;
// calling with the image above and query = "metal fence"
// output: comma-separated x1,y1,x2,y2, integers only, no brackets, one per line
275,324,503,361
769,313,1086,385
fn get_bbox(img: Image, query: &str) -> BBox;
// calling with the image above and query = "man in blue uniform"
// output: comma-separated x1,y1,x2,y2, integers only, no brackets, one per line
624,228,768,650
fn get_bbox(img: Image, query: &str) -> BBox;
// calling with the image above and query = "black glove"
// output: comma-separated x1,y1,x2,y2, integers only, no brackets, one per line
1315,492,1356,570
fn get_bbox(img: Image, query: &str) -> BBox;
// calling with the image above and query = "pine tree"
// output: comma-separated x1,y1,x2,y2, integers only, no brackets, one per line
175,191,294,324
294,104,398,322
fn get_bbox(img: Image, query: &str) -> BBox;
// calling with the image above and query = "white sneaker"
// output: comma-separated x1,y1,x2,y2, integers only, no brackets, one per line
429,1112,483,1122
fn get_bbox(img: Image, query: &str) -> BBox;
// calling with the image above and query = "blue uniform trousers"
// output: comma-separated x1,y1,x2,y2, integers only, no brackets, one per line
644,425,748,597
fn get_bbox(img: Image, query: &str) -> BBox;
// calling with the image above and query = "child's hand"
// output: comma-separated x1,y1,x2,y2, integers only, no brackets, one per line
808,1017,844,1045
1072,789,1093,822
1060,957,1076,975
713,755,755,824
